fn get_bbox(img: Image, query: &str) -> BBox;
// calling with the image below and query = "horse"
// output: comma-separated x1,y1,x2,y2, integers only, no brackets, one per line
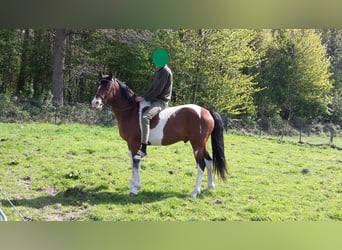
91,72,228,197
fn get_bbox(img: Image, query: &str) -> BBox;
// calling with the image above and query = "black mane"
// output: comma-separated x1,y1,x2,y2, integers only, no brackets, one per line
115,78,137,103
99,75,136,103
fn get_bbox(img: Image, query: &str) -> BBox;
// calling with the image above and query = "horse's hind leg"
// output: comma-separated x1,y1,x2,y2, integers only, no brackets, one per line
205,153,215,190
191,148,207,198
191,150,215,197
191,164,204,198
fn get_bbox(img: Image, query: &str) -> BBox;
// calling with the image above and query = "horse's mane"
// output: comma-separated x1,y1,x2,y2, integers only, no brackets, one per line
99,74,137,104
115,78,137,103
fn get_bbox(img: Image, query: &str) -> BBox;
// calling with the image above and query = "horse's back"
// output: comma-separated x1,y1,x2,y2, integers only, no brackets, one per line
140,102,213,145
161,104,202,118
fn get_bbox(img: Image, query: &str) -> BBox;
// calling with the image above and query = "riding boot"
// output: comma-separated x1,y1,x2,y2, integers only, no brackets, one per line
140,143,147,154
134,143,147,160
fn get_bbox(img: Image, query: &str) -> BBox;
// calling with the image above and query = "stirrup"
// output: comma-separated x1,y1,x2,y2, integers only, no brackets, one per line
133,150,147,160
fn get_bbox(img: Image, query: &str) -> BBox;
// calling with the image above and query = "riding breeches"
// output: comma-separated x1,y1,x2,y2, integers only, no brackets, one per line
140,100,167,144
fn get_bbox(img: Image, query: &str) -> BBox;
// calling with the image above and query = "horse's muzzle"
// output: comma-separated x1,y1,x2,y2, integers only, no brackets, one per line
91,97,104,110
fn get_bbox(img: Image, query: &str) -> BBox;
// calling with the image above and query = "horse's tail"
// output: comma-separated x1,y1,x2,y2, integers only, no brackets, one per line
210,110,228,181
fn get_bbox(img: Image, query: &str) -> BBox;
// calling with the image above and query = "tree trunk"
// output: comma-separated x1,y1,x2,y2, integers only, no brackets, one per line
52,29,67,106
16,29,30,97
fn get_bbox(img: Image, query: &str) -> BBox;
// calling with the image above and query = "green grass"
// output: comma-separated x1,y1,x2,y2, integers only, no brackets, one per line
0,122,341,221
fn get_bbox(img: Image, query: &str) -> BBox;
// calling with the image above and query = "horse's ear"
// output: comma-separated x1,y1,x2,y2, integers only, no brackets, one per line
108,72,113,79
98,71,103,79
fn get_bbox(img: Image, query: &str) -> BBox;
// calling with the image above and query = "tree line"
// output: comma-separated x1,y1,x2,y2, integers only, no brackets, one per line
1,29,342,127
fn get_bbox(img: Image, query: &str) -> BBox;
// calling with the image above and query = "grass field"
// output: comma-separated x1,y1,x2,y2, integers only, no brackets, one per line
0,122,341,221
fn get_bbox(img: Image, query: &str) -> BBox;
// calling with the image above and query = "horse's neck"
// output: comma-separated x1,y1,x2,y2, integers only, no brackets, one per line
111,97,138,120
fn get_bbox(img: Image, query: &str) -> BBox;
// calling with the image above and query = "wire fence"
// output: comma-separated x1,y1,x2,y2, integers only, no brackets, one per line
223,116,342,149
1,95,341,149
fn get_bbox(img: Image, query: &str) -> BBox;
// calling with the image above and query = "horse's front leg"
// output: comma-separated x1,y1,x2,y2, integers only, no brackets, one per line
129,151,141,196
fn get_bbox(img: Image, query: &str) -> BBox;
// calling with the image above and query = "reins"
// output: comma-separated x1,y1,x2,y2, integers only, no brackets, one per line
97,78,137,112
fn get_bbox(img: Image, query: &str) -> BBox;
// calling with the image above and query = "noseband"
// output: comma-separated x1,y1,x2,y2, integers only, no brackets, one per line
96,79,115,104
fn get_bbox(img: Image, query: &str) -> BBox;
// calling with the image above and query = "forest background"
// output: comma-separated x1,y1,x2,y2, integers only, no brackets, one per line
0,29,342,134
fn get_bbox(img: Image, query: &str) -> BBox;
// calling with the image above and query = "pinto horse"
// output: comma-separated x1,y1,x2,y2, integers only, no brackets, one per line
91,72,228,197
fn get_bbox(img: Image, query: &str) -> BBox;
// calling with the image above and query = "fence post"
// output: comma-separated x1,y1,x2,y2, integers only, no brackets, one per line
329,125,335,145
299,119,303,143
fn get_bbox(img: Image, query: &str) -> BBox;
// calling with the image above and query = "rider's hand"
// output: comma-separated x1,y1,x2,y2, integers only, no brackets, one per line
135,96,145,102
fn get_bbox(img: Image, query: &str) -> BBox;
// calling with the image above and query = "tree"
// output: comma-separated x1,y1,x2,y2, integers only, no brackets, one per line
200,29,261,116
14,29,53,99
60,29,153,103
16,29,31,96
0,29,21,94
293,30,332,119
320,29,342,123
171,29,261,116
31,30,53,100
256,29,333,122
52,29,67,106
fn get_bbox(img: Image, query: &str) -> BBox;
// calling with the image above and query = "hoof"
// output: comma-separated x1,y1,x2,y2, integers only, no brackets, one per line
191,191,200,198
129,192,137,197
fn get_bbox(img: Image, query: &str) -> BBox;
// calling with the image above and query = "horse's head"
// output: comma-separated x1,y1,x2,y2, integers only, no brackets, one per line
91,72,115,110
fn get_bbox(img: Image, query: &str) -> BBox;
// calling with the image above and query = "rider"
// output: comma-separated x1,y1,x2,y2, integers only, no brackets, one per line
134,49,173,160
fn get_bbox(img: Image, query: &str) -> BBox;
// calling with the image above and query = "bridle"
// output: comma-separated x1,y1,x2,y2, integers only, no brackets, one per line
94,76,138,112
96,78,116,104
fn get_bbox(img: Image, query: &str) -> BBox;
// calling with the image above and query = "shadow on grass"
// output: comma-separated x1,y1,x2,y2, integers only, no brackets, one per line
0,186,188,209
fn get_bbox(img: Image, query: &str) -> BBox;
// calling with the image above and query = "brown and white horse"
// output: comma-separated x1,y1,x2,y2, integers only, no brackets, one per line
91,73,227,197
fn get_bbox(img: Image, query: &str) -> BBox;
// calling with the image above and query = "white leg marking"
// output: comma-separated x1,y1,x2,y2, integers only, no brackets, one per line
129,151,141,195
130,167,141,195
205,159,215,190
191,165,204,198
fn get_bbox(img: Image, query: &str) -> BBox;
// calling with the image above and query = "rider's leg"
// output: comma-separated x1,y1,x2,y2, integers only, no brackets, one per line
134,101,167,159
